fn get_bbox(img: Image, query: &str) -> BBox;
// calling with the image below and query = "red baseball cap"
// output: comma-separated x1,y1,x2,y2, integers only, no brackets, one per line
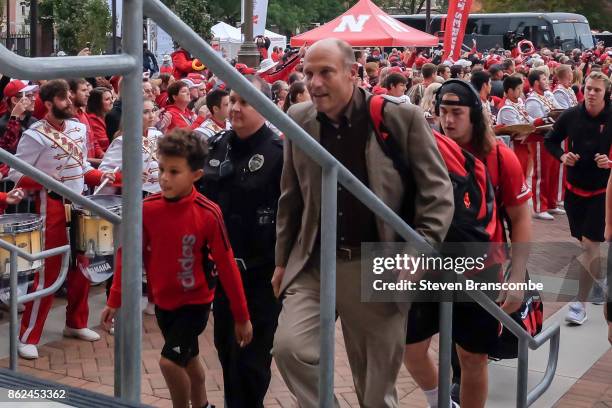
3,80,38,99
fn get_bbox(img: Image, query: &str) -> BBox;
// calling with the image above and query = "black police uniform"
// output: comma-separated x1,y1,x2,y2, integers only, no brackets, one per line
199,124,282,408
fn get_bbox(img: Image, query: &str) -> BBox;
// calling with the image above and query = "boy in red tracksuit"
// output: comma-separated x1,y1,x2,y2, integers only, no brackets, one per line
101,128,253,408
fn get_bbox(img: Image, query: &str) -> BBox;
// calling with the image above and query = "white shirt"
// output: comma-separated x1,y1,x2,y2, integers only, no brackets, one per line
525,91,562,118
194,118,230,141
99,127,162,194
552,85,578,109
497,98,535,126
9,119,94,194
385,94,412,105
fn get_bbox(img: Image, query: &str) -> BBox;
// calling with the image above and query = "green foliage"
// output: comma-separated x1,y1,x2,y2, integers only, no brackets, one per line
161,0,212,40
207,0,240,26
39,0,110,54
206,0,442,36
481,0,611,31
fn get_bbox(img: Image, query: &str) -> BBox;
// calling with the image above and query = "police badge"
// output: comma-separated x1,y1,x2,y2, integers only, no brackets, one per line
209,159,221,167
248,154,264,172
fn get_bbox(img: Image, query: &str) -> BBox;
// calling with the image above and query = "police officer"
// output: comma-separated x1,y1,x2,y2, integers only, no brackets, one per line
198,75,282,407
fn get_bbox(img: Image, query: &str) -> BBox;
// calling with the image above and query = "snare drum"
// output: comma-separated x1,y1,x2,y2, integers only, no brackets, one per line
72,195,121,257
0,214,43,304
0,214,43,275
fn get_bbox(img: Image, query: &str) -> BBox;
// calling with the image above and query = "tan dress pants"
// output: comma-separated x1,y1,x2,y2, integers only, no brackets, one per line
272,257,408,408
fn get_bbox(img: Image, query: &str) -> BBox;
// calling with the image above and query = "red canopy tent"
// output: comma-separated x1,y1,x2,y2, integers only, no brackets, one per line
290,0,439,47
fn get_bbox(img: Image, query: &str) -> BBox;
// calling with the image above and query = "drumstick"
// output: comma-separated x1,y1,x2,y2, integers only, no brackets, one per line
93,167,119,196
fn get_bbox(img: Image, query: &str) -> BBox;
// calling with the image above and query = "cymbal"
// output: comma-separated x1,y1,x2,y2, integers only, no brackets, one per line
548,109,565,120
494,124,535,137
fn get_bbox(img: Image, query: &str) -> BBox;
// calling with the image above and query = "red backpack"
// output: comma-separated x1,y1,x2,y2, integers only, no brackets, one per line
368,95,497,244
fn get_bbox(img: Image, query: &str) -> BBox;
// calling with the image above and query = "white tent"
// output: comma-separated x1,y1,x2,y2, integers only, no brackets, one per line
211,21,287,60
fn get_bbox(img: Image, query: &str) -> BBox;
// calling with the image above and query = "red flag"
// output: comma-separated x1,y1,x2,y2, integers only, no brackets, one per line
442,0,473,62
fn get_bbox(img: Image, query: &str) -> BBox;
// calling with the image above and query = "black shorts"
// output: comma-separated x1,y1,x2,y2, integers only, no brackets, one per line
564,191,605,242
406,265,502,354
155,303,211,367
406,300,501,355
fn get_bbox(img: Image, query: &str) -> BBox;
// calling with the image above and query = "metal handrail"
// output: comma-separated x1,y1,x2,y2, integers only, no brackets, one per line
142,1,561,406
465,283,561,407
0,47,136,79
0,0,143,402
0,239,70,370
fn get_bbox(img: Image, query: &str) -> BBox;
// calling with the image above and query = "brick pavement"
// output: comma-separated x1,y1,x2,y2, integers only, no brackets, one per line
0,216,610,407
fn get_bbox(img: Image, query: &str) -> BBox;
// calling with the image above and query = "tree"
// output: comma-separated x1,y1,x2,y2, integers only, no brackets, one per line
207,0,240,26
206,0,447,36
481,0,611,31
161,0,212,41
39,0,110,54
377,0,429,15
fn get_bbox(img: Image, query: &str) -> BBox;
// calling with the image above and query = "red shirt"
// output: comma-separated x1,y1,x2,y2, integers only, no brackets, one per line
465,141,532,262
260,54,301,84
165,104,205,131
87,113,110,152
156,91,169,108
74,108,104,159
107,188,250,322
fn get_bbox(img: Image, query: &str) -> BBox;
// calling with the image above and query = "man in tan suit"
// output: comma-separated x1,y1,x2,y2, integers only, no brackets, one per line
271,38,454,407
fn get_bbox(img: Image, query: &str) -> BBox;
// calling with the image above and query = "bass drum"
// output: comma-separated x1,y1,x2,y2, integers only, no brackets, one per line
75,252,114,284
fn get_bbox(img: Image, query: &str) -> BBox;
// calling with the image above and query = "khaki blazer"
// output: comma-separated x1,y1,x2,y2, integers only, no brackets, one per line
275,87,454,294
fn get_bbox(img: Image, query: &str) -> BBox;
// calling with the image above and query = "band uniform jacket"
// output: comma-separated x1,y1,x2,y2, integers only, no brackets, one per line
275,87,454,294
8,119,95,194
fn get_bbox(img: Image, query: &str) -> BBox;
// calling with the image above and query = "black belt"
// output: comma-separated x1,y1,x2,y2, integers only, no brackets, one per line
337,246,361,262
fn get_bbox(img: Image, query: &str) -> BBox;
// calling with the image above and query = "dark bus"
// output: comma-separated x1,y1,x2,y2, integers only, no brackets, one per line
392,12,594,51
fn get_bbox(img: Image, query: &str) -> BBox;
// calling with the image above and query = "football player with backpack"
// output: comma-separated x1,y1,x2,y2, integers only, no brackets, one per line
370,80,533,407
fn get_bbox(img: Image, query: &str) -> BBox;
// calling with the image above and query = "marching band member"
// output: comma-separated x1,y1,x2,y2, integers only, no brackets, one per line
553,65,579,109
194,89,230,142
99,98,162,195
96,98,163,318
8,80,115,359
525,69,563,220
552,65,578,207
471,70,497,125
497,75,535,177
